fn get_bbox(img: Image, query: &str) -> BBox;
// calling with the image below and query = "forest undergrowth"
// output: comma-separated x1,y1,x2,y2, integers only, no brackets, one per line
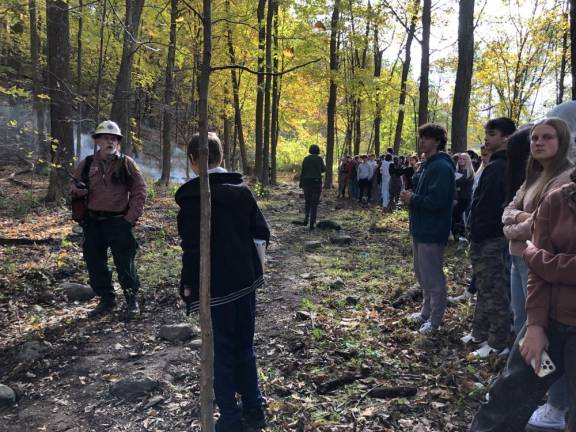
0,167,508,431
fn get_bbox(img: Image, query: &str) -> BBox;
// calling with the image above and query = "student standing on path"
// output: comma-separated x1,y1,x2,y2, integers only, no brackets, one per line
299,145,325,230
176,132,270,432
380,154,392,210
70,120,147,319
466,117,516,358
400,123,455,335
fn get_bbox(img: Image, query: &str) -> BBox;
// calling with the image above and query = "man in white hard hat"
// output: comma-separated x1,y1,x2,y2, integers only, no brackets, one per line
70,120,147,319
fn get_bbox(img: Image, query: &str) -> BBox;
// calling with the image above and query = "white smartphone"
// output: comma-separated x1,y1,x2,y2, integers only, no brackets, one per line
519,337,556,378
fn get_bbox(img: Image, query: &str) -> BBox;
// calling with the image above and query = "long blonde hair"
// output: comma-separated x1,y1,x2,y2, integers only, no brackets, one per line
525,118,573,204
458,153,475,179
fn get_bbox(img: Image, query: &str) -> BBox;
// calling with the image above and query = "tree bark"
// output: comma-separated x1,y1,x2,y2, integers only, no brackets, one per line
325,0,340,188
262,0,275,185
559,11,569,104
76,0,83,164
450,0,475,153
159,0,178,185
29,0,48,172
270,0,280,186
372,25,383,156
418,0,431,127
94,0,107,125
110,0,145,156
393,1,418,154
571,0,576,100
45,0,75,203
255,0,266,181
198,0,214,429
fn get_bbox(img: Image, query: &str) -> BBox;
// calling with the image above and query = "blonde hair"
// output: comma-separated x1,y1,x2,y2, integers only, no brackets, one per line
525,118,573,204
458,153,475,179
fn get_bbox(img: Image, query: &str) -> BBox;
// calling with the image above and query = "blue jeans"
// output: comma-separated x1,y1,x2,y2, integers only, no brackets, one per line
510,255,528,336
212,292,263,428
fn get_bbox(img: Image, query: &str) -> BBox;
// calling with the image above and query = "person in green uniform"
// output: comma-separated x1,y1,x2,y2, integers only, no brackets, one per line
299,145,325,230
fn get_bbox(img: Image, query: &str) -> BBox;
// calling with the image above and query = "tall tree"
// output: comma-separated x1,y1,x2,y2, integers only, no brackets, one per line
197,0,214,428
110,0,145,156
418,0,431,127
372,24,383,155
45,0,74,202
270,0,280,185
75,0,83,163
254,0,266,181
325,0,340,188
28,0,48,172
393,0,418,154
94,0,108,124
451,0,474,153
159,0,179,185
570,0,576,100
262,0,276,185
558,11,569,104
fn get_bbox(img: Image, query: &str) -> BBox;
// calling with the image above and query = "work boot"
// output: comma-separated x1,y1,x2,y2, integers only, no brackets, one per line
87,298,116,319
242,407,267,431
125,296,140,319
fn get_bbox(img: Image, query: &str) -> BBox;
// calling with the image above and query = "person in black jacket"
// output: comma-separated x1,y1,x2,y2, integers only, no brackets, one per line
176,132,270,432
299,145,326,230
452,153,475,239
466,117,517,358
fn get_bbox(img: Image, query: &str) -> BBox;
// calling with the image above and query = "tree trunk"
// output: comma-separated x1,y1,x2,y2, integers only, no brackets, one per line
226,13,249,173
76,0,83,164
159,0,178,185
372,25,383,156
262,0,275,185
325,0,340,188
29,0,48,172
393,1,418,154
418,0,431,127
110,0,145,157
559,11,569,104
450,0,475,153
45,0,75,203
255,0,266,181
198,0,214,429
95,0,107,125
223,106,231,169
270,0,280,186
571,0,576,100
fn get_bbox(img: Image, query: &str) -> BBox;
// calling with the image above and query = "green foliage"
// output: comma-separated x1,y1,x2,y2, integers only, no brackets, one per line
252,180,270,199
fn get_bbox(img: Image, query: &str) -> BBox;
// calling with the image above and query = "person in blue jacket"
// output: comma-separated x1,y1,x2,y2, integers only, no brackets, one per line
400,123,455,334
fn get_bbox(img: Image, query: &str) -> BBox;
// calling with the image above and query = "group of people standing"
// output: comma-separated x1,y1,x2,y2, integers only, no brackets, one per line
398,117,575,432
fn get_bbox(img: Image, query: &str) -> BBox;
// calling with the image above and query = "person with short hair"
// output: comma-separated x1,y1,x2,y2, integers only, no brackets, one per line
388,156,404,211
337,155,350,198
357,154,372,203
177,132,270,432
400,123,455,334
70,120,147,319
299,144,325,229
465,117,517,357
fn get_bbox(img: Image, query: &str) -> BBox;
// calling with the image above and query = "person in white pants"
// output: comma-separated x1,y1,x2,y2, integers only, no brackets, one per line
380,154,392,209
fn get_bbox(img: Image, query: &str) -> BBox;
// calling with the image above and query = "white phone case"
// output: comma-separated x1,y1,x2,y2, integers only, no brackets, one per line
519,337,556,378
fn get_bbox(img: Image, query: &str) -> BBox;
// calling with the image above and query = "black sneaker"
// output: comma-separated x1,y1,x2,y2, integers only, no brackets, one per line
242,408,267,431
87,299,116,319
125,297,140,318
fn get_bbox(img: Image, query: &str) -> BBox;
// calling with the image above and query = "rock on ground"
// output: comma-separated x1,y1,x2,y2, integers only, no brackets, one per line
109,376,159,401
17,341,49,363
0,384,16,408
330,235,352,246
159,323,196,342
62,283,95,302
330,278,345,289
316,220,341,231
303,241,322,251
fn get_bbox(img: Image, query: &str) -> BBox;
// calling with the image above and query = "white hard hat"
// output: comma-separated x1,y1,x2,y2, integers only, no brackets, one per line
92,120,123,138
545,101,576,162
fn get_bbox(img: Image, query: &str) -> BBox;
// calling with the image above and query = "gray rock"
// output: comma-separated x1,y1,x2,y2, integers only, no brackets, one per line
189,339,202,349
329,278,345,290
17,341,49,362
62,283,95,302
295,310,312,321
0,384,16,408
110,376,159,401
159,324,196,342
330,235,352,246
346,296,359,306
303,241,322,251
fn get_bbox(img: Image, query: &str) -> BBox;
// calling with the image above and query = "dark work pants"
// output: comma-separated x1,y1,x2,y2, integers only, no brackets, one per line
470,322,576,432
212,292,263,428
358,178,371,201
302,179,322,227
82,216,140,302
452,198,470,237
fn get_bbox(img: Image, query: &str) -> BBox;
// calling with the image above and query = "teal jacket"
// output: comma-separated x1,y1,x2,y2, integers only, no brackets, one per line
409,152,455,244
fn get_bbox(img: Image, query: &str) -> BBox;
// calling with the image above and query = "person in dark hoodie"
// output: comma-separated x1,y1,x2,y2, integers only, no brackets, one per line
176,132,270,432
465,117,517,358
400,123,455,334
299,144,326,229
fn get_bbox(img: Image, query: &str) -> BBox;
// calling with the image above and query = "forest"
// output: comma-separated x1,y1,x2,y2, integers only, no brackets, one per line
1,0,576,431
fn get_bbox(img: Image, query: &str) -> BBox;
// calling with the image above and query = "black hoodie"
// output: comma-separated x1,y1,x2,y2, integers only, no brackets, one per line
470,149,507,242
175,172,270,312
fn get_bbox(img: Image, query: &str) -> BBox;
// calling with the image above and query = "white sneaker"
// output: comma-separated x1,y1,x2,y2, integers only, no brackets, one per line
461,333,485,344
471,344,509,359
407,312,426,324
418,321,438,335
448,289,473,303
528,403,567,430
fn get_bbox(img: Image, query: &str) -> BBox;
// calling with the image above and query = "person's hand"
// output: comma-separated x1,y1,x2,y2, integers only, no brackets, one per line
400,190,412,204
520,325,549,373
70,183,88,197
515,211,531,223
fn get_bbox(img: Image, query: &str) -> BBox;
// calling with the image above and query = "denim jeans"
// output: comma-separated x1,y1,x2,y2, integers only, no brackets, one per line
381,177,390,208
212,292,263,428
470,322,576,432
510,255,528,336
